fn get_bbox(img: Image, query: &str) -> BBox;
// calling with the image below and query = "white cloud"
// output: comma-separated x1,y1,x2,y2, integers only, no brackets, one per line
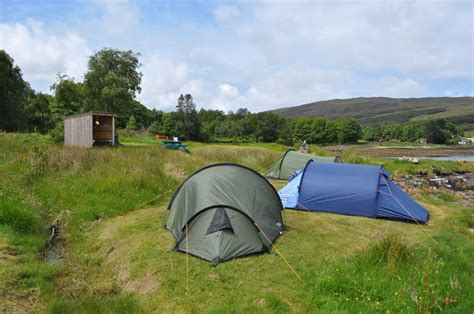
218,84,239,97
214,5,240,21
0,20,90,90
207,84,241,111
138,53,189,110
1,1,471,112
95,0,139,36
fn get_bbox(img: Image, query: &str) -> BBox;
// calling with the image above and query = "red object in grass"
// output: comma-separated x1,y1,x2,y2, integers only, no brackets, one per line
155,134,170,140
443,297,457,304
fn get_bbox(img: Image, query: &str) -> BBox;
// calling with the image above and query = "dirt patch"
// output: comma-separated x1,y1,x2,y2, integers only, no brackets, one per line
122,273,160,295
1,287,42,314
0,246,19,259
254,298,265,306
108,246,160,296
164,162,187,180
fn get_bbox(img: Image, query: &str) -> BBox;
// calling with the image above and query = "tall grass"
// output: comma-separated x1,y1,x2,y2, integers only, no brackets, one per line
364,233,414,267
49,294,140,314
0,186,44,235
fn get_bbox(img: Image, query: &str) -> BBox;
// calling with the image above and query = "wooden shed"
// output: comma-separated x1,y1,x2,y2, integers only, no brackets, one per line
64,112,116,147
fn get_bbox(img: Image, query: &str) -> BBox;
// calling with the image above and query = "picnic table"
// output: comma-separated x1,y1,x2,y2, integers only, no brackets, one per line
161,140,190,153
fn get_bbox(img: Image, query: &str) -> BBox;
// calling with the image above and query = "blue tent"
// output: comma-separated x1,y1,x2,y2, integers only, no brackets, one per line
279,161,429,223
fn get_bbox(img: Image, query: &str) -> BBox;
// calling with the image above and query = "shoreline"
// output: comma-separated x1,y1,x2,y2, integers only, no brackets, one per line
324,145,474,157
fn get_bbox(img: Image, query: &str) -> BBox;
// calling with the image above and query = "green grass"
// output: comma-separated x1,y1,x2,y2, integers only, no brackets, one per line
120,135,158,146
0,132,473,312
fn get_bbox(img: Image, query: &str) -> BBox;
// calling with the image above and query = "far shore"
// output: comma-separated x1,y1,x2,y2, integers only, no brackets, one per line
324,144,474,157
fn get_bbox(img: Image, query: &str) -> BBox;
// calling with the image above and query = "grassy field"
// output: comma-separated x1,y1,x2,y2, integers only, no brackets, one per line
1,132,473,313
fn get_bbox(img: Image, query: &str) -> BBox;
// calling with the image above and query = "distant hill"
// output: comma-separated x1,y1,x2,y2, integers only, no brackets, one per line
271,97,474,129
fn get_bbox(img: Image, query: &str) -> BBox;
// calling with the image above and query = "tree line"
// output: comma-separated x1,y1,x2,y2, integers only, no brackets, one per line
363,119,461,144
0,48,460,145
136,103,364,145
0,48,363,145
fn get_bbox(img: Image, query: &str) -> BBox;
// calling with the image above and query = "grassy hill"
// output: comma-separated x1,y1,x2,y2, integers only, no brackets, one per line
272,97,474,129
1,132,473,312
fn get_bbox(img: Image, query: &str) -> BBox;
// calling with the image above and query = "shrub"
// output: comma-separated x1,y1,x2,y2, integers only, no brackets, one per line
47,121,64,143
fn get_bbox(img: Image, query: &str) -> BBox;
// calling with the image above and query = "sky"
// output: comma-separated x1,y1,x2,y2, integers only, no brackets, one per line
0,0,473,112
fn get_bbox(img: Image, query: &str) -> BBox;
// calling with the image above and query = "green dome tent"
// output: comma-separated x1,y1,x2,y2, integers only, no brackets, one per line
166,163,284,265
265,149,343,180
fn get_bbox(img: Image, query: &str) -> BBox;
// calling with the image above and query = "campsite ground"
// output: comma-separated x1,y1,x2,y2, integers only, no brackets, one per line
0,132,473,312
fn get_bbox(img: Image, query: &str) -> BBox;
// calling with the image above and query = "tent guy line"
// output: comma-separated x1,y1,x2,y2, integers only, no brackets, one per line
379,172,437,244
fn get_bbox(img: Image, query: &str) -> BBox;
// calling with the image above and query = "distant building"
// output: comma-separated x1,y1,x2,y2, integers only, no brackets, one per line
419,138,427,145
64,112,116,148
458,138,474,145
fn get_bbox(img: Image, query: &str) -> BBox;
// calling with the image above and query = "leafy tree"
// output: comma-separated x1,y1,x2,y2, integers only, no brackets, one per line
161,112,176,134
83,48,142,117
216,119,241,138
336,119,362,143
126,115,139,130
127,100,157,129
0,50,28,131
254,112,284,142
323,120,339,144
26,92,54,134
235,108,250,119
50,74,85,119
240,114,257,137
426,119,449,144
198,109,225,123
290,118,312,143
148,120,161,135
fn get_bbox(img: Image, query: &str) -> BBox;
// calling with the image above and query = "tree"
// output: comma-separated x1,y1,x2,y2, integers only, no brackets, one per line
254,112,284,142
83,48,142,117
235,108,250,119
160,113,174,134
175,94,201,140
126,115,139,130
184,94,201,140
148,120,161,135
26,92,54,134
50,74,85,119
0,50,28,131
336,119,362,143
425,119,449,144
128,100,155,129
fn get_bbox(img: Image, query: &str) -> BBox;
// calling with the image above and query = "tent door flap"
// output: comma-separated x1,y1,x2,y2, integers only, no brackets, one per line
206,207,234,234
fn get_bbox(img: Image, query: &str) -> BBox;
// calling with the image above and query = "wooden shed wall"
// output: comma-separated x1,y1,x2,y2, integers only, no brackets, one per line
64,115,93,147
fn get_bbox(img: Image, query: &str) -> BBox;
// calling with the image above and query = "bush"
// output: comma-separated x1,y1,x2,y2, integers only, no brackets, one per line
47,121,64,143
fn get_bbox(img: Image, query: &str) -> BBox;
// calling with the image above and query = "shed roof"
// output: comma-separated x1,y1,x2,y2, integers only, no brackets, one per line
64,112,116,120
